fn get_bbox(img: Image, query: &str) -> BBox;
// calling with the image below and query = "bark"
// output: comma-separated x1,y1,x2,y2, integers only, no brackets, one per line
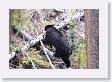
84,9,99,69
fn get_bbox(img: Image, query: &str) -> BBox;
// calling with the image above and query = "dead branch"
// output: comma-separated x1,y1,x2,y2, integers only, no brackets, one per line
21,49,36,69
40,40,55,69
12,25,33,41
9,33,44,60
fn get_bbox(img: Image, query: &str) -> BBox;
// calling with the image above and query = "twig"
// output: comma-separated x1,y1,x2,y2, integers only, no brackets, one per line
9,63,19,68
21,49,36,69
40,40,55,69
9,44,37,69
23,10,37,29
9,44,15,50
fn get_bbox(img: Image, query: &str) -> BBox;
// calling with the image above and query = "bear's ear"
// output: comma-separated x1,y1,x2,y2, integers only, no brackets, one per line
45,25,54,31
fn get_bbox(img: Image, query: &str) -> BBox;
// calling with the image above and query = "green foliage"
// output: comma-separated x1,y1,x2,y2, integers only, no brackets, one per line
68,19,76,29
10,9,21,27
9,9,29,28
68,19,86,68
9,9,51,69
22,48,50,69
15,46,21,53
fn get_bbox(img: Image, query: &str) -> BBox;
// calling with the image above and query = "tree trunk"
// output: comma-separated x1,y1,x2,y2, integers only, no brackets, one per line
84,9,99,69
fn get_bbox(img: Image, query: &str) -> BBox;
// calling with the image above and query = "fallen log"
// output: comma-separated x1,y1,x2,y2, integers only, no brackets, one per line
9,26,54,60
12,25,33,41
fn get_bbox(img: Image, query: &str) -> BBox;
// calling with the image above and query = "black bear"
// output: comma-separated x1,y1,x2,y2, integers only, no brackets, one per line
42,25,71,68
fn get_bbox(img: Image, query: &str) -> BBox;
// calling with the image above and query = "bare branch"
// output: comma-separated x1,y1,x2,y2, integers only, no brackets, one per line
21,49,36,69
9,33,44,60
40,40,55,69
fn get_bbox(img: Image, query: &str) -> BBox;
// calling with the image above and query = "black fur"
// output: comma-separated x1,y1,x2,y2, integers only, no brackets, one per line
43,25,71,68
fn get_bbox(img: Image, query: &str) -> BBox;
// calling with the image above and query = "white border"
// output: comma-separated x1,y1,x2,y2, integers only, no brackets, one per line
0,0,108,78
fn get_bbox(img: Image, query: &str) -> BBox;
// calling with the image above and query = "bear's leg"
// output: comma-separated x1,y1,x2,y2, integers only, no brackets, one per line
61,56,70,68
